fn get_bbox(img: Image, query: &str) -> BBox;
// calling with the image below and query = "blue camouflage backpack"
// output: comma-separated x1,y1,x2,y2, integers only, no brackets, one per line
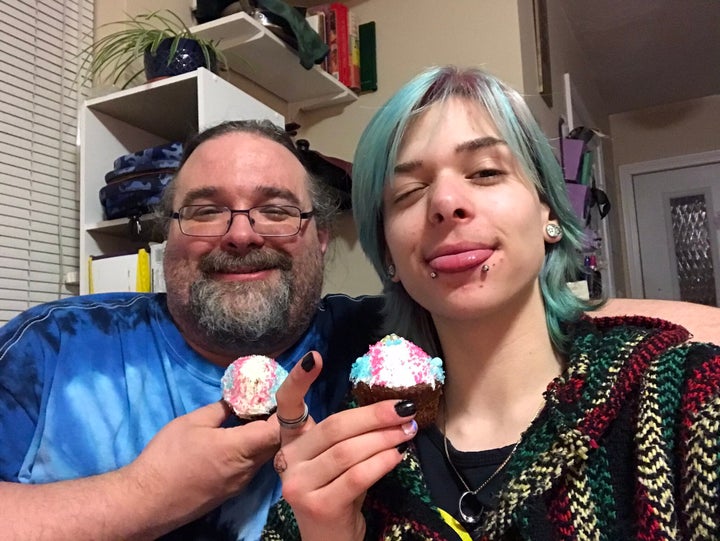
99,141,182,221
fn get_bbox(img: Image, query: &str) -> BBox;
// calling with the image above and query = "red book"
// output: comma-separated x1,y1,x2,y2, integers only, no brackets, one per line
329,3,351,87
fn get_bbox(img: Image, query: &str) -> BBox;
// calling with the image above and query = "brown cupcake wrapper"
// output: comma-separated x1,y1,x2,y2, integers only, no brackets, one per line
225,399,276,422
352,381,442,429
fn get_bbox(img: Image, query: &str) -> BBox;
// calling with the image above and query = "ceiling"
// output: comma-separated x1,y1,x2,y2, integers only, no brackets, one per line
557,0,720,114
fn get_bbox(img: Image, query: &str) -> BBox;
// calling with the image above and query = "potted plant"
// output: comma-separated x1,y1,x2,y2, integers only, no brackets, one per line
81,10,226,89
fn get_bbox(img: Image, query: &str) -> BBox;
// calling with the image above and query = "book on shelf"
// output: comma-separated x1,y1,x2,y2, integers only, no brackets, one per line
149,241,167,293
307,4,336,78
307,3,365,92
330,3,351,88
348,9,361,91
359,21,377,92
306,11,328,72
327,6,341,81
89,249,150,294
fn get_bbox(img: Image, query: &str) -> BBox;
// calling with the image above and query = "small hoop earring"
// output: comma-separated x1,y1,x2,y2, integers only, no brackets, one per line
545,223,562,239
387,264,396,278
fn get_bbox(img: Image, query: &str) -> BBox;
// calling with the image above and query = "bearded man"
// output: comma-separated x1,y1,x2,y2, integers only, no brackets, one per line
0,120,381,540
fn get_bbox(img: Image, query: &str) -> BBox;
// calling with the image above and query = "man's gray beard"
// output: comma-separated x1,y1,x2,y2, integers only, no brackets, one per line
189,274,292,351
184,248,323,355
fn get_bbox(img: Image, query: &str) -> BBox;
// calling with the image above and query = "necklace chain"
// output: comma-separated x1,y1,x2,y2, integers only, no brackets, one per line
442,426,519,496
441,397,545,524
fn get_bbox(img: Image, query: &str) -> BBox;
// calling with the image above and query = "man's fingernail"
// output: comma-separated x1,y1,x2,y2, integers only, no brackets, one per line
396,442,409,454
401,420,418,436
394,400,416,417
300,352,315,372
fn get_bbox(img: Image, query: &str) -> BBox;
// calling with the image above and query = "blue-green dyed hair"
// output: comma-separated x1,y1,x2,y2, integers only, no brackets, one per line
352,66,600,355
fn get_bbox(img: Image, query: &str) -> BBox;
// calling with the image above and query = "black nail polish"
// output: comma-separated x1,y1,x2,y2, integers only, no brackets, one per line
396,442,409,454
394,400,416,417
300,352,315,372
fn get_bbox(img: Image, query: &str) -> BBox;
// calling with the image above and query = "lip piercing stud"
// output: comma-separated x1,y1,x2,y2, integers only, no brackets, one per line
481,264,490,272
430,271,438,279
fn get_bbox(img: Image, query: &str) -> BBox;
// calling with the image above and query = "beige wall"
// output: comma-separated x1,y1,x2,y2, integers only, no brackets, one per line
610,95,720,166
95,0,193,31
519,0,609,137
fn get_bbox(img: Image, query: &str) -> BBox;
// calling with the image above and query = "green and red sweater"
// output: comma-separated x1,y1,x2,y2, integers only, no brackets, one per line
264,316,720,540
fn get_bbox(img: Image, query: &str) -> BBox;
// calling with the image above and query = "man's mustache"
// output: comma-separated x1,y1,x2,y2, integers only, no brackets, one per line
198,249,293,274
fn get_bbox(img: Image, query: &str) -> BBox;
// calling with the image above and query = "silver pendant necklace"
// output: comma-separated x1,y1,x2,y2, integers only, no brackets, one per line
441,399,545,524
442,423,519,524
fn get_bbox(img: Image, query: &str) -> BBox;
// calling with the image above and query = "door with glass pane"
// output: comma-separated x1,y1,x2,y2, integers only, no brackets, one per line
633,162,720,306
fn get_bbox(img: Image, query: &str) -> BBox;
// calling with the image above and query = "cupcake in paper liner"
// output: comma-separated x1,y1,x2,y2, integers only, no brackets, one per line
350,334,444,428
221,355,288,420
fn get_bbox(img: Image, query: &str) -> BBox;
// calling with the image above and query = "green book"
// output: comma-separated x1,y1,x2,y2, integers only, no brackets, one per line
359,21,377,92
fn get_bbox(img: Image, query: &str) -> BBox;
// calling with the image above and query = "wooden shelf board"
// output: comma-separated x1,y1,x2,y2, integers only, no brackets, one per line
85,71,201,141
192,11,355,111
85,214,162,240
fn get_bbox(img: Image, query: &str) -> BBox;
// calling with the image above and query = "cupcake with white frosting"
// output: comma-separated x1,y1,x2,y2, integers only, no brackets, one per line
350,334,444,428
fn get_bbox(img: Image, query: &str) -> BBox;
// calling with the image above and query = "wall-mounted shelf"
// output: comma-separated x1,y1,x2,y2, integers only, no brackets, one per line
192,11,356,114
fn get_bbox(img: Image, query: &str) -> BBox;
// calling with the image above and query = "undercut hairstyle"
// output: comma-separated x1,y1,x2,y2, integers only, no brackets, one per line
156,119,339,235
352,66,601,354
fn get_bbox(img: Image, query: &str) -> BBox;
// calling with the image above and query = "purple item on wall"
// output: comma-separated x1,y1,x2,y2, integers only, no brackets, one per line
566,182,589,223
562,138,586,182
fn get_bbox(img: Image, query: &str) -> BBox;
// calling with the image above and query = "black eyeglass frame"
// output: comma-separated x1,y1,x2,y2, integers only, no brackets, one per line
170,204,316,237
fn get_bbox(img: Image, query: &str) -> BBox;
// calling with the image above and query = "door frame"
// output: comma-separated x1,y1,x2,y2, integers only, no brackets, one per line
619,149,720,297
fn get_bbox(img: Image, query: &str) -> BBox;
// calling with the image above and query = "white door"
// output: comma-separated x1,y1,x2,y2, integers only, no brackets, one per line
623,153,720,306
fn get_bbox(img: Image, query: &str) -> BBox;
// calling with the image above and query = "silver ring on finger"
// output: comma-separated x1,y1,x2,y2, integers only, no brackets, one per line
277,402,309,430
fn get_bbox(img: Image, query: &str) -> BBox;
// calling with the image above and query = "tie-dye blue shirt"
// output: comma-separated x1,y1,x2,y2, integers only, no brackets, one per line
0,292,381,540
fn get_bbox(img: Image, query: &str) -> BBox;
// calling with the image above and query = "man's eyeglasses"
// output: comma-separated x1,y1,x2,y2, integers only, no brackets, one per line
170,205,315,237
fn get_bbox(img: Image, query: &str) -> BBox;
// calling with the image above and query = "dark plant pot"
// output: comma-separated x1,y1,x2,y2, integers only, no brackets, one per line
144,37,217,82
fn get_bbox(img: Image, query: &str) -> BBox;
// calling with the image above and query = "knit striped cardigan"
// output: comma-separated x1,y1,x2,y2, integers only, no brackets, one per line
263,316,720,540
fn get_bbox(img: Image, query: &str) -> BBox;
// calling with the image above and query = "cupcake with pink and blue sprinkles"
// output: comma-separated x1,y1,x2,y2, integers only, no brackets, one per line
350,334,444,428
221,355,288,420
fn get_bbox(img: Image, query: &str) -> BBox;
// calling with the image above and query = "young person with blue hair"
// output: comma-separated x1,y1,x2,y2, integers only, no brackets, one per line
265,67,720,540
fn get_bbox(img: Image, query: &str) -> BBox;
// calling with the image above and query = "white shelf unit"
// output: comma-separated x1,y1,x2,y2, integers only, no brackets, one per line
78,68,284,294
191,11,357,116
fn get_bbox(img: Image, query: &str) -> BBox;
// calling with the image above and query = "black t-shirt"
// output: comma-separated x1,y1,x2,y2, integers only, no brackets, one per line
415,425,514,533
